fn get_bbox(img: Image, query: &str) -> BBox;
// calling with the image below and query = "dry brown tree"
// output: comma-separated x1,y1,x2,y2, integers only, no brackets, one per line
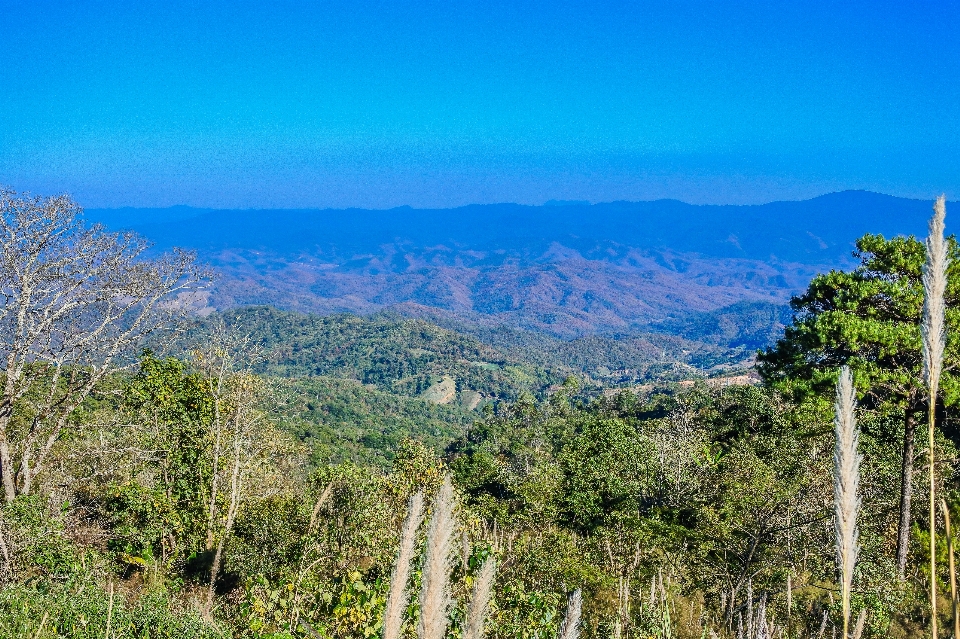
0,188,207,502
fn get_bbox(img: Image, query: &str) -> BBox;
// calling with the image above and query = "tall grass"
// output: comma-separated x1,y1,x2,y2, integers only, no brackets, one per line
418,477,457,639
852,609,867,639
923,195,949,636
833,366,861,639
559,589,582,639
941,498,959,639
383,491,425,639
462,557,497,639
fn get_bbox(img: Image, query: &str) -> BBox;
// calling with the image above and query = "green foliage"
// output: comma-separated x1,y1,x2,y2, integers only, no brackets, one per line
759,232,960,418
177,305,771,402
13,238,960,638
177,307,561,401
556,415,650,532
125,353,214,555
100,481,180,567
2,495,80,578
276,375,470,469
0,575,228,639
445,384,915,636
388,436,448,499
310,463,397,573
240,571,387,639
229,495,311,583
0,495,226,639
7,358,938,637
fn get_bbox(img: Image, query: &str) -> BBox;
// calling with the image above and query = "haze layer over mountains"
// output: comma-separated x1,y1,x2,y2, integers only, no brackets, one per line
88,190,937,337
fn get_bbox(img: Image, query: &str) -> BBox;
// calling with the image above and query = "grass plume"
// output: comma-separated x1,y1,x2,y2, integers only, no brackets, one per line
417,476,457,639
924,195,949,636
382,490,425,639
559,589,582,639
851,609,867,639
833,365,861,639
462,557,497,639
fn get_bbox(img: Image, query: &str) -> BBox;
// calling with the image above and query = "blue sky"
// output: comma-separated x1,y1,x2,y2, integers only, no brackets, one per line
1,1,958,208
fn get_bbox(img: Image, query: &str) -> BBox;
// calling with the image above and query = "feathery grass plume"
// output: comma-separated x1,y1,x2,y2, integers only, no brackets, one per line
559,589,582,639
462,557,497,639
814,611,828,639
417,476,457,639
755,594,769,639
851,609,867,639
924,195,949,636
382,491,425,639
833,366,861,639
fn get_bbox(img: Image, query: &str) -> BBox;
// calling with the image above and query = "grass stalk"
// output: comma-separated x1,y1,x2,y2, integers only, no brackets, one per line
559,589,582,639
382,491,425,639
833,366,861,639
851,609,867,639
941,498,960,639
924,195,949,637
786,572,792,639
462,557,497,639
32,611,48,639
417,477,457,639
105,580,114,639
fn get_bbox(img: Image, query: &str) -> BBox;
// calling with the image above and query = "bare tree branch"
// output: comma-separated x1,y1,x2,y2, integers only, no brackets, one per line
0,187,209,501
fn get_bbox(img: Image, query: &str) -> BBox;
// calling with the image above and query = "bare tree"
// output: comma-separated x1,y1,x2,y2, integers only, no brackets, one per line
191,319,280,614
204,369,272,614
0,188,207,502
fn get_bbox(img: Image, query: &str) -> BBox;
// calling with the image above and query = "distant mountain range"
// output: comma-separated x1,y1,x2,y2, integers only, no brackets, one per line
87,191,940,337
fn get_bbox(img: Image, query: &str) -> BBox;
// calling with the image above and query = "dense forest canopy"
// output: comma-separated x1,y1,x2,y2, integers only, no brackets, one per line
1,189,959,639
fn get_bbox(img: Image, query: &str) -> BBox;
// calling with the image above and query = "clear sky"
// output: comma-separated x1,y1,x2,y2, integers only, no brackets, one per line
1,1,958,209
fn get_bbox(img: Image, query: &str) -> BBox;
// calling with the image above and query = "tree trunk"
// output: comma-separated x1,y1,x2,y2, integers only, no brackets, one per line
205,386,224,551
18,450,31,498
897,408,918,576
206,440,242,615
0,439,16,503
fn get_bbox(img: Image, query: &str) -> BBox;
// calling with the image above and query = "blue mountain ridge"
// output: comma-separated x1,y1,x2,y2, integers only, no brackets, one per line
88,190,937,265
85,191,945,337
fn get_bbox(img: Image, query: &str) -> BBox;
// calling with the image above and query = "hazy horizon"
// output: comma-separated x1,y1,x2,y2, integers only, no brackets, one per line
3,1,958,210
83,188,952,214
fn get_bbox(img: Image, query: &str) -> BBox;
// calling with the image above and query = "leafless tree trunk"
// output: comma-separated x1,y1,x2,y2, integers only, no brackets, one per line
205,379,225,551
206,436,243,614
0,511,12,580
202,365,267,614
0,188,206,501
195,321,259,550
204,347,230,551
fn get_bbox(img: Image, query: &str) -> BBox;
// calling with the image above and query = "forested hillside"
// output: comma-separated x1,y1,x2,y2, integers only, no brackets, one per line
174,306,561,400
4,189,960,639
275,376,472,469
175,301,782,393
166,306,777,467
